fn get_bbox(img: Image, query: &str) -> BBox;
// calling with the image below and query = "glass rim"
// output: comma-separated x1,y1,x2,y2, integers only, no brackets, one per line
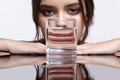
46,18,76,28
46,18,76,21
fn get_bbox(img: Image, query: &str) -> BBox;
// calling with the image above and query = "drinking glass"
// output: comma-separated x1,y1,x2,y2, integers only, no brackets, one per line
46,18,77,64
46,18,77,80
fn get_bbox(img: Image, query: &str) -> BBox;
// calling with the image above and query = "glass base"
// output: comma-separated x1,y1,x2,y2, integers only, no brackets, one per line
46,48,76,65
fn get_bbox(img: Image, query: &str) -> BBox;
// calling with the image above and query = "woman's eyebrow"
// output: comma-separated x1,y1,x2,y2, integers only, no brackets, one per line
65,3,80,7
40,4,55,8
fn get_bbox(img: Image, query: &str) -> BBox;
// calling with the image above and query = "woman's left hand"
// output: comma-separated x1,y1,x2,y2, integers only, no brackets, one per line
76,38,120,68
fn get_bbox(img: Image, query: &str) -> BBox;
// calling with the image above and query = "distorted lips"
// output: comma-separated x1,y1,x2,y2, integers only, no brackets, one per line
48,66,74,75
48,32,74,41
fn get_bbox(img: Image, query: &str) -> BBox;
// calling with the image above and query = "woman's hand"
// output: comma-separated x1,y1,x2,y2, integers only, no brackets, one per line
0,38,46,55
9,41,46,54
77,38,120,55
0,38,46,68
76,38,120,68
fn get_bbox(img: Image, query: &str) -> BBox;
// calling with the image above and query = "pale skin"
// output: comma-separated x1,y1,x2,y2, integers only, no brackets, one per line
77,38,120,68
0,0,120,70
0,54,46,69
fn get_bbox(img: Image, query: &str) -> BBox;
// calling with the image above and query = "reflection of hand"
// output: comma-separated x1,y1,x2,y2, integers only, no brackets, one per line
0,54,46,69
76,55,120,68
76,38,120,68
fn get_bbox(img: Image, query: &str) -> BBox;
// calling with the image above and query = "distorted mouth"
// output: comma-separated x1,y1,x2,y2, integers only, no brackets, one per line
48,66,74,75
48,31,73,36
48,32,74,41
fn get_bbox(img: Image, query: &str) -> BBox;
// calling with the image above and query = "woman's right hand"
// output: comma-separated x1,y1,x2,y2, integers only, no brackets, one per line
0,38,46,55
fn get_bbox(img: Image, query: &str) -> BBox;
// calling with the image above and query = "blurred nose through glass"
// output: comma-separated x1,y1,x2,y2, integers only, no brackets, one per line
46,18,77,80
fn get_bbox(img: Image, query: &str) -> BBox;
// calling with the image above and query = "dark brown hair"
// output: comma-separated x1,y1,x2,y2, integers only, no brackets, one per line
32,0,94,80
79,0,94,43
32,0,94,43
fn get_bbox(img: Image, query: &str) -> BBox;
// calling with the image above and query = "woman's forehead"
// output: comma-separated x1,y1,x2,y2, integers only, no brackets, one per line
40,0,79,5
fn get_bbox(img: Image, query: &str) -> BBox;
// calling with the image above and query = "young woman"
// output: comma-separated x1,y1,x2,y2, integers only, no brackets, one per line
32,0,120,68
0,0,120,80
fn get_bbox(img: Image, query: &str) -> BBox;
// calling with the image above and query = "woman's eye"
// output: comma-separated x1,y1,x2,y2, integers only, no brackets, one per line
68,8,80,15
43,10,54,16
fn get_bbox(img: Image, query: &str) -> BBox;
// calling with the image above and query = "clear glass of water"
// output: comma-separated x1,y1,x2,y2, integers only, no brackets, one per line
46,18,77,80
46,18,77,64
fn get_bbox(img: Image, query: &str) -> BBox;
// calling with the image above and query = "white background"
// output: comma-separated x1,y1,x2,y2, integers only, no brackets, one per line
0,0,120,80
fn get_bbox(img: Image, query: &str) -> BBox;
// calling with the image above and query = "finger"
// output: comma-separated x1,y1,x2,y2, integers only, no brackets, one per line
115,52,120,57
0,52,10,56
26,43,46,54
34,43,46,54
76,55,120,68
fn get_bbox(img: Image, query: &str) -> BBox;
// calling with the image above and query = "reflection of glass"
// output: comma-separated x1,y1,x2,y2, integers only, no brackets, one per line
46,18,77,80
46,18,77,64
46,64,76,80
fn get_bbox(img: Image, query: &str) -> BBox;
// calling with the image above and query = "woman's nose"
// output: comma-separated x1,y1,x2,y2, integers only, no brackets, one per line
56,20,67,27
55,12,68,27
57,11,66,19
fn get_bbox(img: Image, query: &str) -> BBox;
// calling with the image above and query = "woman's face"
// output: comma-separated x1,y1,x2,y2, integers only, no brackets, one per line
39,0,84,43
